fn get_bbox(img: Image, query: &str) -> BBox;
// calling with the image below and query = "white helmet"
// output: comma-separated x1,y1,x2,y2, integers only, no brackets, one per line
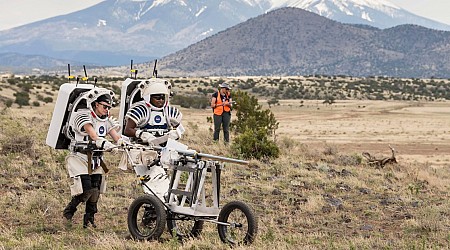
84,87,115,120
139,78,171,111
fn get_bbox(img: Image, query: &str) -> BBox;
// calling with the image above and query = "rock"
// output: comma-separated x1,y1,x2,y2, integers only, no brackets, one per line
322,205,332,213
229,188,239,195
336,182,351,191
340,169,352,177
359,188,371,194
272,188,281,195
411,201,420,207
323,194,344,210
360,224,373,231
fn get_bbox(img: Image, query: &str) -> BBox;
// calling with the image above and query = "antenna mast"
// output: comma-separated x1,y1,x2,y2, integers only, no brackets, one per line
152,59,158,78
130,60,138,79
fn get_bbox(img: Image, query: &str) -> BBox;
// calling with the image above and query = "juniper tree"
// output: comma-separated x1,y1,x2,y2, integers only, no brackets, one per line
231,90,279,159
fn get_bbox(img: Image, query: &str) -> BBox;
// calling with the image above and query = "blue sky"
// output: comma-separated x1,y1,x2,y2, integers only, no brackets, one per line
0,0,449,30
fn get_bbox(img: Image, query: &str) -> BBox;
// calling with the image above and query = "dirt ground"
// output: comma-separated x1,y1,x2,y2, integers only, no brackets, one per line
173,99,450,167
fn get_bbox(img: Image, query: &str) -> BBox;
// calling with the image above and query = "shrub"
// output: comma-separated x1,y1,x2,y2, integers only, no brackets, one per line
5,99,13,108
32,101,40,107
267,98,279,107
233,129,279,159
14,91,30,107
171,95,209,109
43,97,53,103
231,90,279,160
232,90,278,135
7,78,17,85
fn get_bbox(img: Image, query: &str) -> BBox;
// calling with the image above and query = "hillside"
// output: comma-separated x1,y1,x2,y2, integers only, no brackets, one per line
158,7,450,78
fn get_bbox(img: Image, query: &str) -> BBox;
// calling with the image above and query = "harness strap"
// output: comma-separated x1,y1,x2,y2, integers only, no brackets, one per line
87,151,93,175
100,159,109,174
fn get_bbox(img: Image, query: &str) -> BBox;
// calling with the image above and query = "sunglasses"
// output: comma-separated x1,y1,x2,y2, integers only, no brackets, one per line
151,95,165,101
99,103,112,110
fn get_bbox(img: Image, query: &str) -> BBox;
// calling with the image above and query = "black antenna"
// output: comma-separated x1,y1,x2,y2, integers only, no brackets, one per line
68,64,75,83
76,76,80,87
67,64,78,84
82,65,89,84
130,60,133,78
68,64,71,83
152,59,158,78
94,77,98,87
130,59,138,79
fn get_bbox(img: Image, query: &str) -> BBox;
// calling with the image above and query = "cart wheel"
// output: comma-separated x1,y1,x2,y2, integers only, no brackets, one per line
217,201,258,245
167,214,204,240
127,194,166,241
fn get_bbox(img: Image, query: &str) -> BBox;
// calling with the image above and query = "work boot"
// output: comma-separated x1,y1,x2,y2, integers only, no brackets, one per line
83,213,97,228
63,196,82,221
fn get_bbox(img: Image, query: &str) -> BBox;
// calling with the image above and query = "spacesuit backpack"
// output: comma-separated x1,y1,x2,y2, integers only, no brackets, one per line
46,83,116,150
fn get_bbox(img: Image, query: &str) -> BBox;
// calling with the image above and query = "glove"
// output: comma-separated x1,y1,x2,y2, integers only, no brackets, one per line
168,107,182,127
136,129,156,146
95,138,118,154
168,130,180,140
116,136,130,147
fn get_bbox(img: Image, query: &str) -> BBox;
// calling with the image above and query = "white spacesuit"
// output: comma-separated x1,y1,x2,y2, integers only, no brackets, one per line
121,78,183,201
63,88,120,228
124,79,183,146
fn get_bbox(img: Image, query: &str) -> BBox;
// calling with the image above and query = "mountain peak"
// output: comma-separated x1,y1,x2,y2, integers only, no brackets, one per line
158,7,450,78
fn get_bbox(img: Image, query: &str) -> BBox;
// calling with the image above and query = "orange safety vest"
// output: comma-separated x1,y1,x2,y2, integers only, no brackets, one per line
213,91,231,115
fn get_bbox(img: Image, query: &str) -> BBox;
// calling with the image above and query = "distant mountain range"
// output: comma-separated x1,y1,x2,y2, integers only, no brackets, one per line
273,0,450,31
157,7,450,78
1,0,449,68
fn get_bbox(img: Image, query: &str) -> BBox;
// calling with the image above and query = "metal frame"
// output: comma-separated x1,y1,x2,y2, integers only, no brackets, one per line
123,143,246,220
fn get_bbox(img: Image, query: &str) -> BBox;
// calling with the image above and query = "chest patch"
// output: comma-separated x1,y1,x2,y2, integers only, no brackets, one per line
98,125,106,136
154,115,162,123
149,111,165,126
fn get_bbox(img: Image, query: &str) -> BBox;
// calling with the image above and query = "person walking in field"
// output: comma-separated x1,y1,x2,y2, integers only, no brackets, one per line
63,89,122,228
211,82,233,143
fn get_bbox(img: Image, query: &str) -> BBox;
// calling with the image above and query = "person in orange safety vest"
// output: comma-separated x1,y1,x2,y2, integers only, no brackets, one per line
210,82,232,143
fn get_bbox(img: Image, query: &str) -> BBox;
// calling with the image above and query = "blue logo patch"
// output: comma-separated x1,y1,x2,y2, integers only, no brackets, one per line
99,126,105,135
154,115,162,123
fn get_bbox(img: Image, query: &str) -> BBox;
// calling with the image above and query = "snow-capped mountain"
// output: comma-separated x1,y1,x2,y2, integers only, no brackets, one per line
270,0,450,30
0,0,449,68
0,0,270,66
156,7,450,78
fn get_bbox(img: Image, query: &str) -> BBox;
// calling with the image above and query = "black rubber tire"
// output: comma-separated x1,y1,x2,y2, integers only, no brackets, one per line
217,201,258,245
167,214,204,240
127,194,167,241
